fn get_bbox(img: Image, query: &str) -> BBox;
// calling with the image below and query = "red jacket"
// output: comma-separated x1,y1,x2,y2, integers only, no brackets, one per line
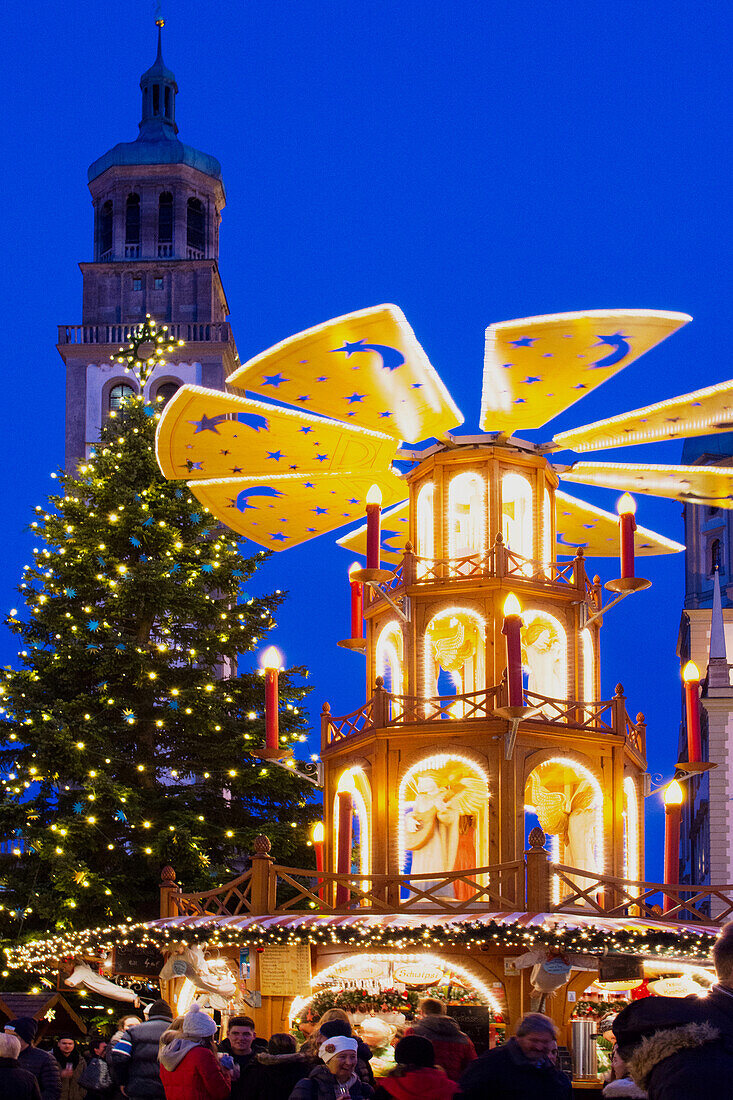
404,1019,476,1083
161,1046,231,1100
375,1067,459,1100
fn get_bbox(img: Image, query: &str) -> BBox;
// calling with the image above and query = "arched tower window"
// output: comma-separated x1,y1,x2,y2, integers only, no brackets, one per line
108,384,135,412
334,767,371,877
521,609,567,703
99,200,113,258
623,776,640,883
158,192,173,251
398,753,490,897
416,482,434,578
376,622,403,697
502,472,533,563
542,488,552,572
424,607,485,704
448,472,485,562
711,538,722,575
155,382,179,408
187,198,205,256
581,627,595,703
125,194,141,257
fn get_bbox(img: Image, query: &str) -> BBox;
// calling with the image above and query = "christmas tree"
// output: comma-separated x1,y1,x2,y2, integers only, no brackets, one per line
0,320,318,934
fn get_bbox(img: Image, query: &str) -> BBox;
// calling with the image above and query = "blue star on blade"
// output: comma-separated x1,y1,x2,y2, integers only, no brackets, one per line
270,533,289,541
231,466,243,474
188,413,227,434
330,339,405,372
316,454,328,462
411,383,423,389
296,395,311,402
262,373,289,388
316,376,328,382
379,411,391,417
304,482,315,489
349,498,360,504
266,451,283,461
510,337,537,347
346,393,365,404
299,426,314,434
312,507,328,515
590,332,631,368
522,376,541,384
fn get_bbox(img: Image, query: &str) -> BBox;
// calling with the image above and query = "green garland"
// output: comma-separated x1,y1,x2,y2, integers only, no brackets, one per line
572,999,628,1020
310,987,418,1018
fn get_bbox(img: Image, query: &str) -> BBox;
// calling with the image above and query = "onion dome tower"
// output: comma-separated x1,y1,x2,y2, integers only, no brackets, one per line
59,17,238,468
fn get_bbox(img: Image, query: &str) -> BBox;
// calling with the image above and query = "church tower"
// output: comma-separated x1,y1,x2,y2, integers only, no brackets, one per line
58,20,240,468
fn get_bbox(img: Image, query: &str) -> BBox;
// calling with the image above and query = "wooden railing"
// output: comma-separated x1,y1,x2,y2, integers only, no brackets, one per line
364,537,590,610
159,831,733,927
322,680,644,751
57,322,233,346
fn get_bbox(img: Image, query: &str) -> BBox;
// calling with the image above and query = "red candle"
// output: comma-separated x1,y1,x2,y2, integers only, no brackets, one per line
349,563,363,638
335,791,353,907
502,593,523,706
663,781,683,914
365,485,382,570
682,661,702,763
617,493,637,578
260,646,283,751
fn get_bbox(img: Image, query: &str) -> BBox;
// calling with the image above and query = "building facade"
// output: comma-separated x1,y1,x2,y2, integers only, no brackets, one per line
59,24,240,468
677,434,733,905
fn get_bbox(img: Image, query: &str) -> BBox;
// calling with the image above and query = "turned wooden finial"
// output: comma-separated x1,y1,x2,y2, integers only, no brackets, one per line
594,574,601,585
528,827,546,849
376,676,384,689
615,683,624,697
160,865,176,884
494,532,504,544
321,701,331,714
405,540,414,552
253,835,271,855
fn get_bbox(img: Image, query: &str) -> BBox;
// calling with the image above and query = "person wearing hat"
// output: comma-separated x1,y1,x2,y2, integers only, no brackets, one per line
373,1036,458,1100
4,1017,61,1100
158,1004,229,1100
52,1036,87,1100
0,1030,42,1100
110,999,173,1100
288,1036,375,1100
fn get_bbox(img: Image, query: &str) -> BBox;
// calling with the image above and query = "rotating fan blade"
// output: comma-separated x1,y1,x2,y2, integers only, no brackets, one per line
559,460,733,508
551,378,733,453
555,489,684,557
186,469,408,551
156,385,397,480
336,500,410,563
226,304,464,444
480,308,691,432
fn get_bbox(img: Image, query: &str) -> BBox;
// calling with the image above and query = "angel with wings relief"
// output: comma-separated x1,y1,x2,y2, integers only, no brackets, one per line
529,769,598,901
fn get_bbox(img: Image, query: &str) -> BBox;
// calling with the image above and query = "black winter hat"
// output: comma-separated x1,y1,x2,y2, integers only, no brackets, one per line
147,999,173,1020
5,1017,38,1044
320,1020,353,1039
395,1035,434,1068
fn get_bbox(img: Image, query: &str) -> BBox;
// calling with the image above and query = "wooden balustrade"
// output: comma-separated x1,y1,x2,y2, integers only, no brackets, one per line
161,832,733,927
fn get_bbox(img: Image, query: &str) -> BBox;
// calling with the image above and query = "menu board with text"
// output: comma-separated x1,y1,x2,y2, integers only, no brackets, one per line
258,945,311,996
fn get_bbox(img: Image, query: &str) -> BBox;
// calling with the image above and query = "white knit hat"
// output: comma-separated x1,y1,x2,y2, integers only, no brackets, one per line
182,1003,217,1039
319,1036,358,1063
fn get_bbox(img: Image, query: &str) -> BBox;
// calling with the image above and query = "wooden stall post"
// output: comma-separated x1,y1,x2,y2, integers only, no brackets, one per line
250,835,275,915
525,827,551,912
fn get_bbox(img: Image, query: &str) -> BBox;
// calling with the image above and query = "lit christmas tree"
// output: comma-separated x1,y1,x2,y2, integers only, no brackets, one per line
0,321,317,932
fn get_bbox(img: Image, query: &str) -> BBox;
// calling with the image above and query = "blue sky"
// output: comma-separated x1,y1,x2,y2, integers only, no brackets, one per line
2,0,732,878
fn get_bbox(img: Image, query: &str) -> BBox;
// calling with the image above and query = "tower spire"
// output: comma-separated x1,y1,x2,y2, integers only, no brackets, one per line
707,567,729,689
138,13,178,141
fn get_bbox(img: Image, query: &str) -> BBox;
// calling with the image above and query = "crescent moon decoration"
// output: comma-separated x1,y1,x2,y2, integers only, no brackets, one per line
329,339,406,372
156,303,722,561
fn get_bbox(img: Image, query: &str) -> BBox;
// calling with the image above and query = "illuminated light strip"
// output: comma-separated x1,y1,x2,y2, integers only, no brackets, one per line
376,622,404,697
227,303,465,426
533,756,604,878
397,753,490,877
422,607,486,700
555,490,685,554
335,767,371,878
553,377,733,453
624,776,640,884
304,951,502,1014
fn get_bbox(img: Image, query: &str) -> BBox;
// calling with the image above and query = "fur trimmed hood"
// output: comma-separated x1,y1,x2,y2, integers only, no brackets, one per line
256,1051,310,1067
628,1022,719,1089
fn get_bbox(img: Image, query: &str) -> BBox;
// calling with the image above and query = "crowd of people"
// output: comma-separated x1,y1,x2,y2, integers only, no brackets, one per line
4,921,733,1100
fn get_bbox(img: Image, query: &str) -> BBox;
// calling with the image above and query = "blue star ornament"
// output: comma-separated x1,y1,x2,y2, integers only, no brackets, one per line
510,336,537,347
262,373,289,388
330,339,405,372
590,332,631,368
188,413,228,434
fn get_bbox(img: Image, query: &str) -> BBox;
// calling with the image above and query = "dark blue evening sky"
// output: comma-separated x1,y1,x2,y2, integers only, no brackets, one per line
2,0,732,878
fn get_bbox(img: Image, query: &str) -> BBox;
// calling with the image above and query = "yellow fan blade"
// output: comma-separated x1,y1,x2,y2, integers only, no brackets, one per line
336,500,410,564
155,385,397,480
560,461,733,508
227,304,463,444
480,308,691,432
187,469,408,551
552,378,733,453
555,489,684,557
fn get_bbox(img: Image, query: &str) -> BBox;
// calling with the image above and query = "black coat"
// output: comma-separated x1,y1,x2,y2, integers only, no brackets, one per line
289,1065,374,1100
0,1056,43,1100
109,1016,172,1100
246,1052,311,1100
17,1047,62,1100
616,986,733,1099
458,1038,572,1100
